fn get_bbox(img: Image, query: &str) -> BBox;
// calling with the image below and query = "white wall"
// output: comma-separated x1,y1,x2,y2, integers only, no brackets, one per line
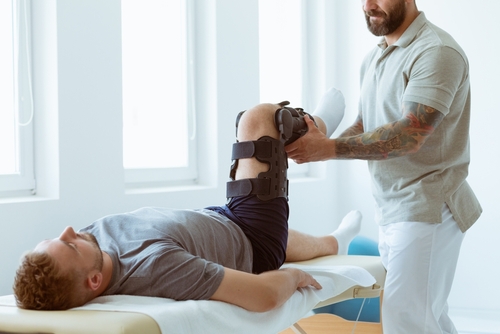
1,0,499,330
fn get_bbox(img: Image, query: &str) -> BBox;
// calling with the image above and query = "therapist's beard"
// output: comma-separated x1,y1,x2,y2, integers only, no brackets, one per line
364,0,406,37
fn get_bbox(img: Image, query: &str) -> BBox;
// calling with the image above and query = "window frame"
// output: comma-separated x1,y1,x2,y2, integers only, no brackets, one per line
0,0,36,195
122,0,198,187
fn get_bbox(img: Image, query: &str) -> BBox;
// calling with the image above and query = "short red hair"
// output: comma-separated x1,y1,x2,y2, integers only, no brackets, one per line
13,251,88,310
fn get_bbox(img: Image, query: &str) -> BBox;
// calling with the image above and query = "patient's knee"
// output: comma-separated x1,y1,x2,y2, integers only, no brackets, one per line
236,104,280,142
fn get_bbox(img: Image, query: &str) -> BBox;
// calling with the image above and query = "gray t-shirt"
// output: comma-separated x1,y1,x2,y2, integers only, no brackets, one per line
80,207,253,300
359,12,481,231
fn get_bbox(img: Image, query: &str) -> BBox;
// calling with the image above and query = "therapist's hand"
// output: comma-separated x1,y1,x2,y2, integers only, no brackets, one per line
285,116,337,163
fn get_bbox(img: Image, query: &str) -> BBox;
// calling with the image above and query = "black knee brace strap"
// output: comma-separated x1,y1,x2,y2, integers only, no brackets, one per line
227,136,288,201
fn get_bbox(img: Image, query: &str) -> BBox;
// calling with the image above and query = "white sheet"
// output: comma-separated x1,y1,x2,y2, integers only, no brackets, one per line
0,265,375,334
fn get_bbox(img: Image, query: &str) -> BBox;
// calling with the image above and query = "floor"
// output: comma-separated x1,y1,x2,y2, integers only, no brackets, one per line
280,312,500,334
280,314,382,334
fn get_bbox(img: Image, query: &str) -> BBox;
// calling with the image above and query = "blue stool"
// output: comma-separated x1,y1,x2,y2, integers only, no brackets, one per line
314,235,381,322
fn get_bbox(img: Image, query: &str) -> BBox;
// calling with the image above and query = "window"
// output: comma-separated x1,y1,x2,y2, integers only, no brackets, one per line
0,1,16,176
0,0,35,194
258,0,303,106
258,0,308,177
121,0,196,186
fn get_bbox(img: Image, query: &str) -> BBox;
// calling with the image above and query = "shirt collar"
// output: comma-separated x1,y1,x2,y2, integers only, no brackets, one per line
378,11,427,50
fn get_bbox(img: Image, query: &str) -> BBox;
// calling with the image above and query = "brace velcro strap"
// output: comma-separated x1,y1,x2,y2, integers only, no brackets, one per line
226,178,271,198
231,140,272,160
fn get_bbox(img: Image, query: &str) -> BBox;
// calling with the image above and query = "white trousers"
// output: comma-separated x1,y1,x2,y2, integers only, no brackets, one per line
378,204,465,334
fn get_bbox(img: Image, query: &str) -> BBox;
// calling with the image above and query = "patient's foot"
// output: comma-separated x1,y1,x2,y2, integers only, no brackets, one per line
312,87,345,138
331,210,362,255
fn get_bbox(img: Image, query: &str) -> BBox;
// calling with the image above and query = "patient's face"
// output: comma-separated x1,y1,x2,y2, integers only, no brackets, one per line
35,226,104,274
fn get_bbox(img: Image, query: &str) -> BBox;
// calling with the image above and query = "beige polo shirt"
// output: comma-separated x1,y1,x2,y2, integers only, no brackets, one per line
359,12,481,232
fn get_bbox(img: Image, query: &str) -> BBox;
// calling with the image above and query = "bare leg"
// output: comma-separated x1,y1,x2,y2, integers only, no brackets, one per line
285,230,338,262
234,103,280,180
286,210,363,262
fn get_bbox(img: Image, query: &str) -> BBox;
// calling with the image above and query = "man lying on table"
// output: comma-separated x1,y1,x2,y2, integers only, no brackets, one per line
14,92,359,312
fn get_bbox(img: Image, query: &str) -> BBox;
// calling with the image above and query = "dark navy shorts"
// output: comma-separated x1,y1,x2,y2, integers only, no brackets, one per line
206,195,289,274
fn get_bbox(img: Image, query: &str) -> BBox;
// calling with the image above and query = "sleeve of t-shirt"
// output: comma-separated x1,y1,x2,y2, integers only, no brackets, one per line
403,45,468,115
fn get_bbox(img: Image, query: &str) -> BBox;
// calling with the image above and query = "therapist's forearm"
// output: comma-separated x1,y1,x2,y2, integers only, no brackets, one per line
335,102,444,160
335,119,426,160
338,114,364,138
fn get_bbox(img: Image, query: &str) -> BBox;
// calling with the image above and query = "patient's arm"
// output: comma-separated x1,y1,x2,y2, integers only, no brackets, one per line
210,267,321,312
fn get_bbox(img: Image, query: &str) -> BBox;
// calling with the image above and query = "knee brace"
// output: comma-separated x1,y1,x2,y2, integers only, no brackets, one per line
227,102,315,201
275,101,317,145
234,101,316,145
227,136,288,201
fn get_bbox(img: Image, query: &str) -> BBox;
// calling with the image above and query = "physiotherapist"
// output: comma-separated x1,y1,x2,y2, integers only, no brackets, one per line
285,0,482,332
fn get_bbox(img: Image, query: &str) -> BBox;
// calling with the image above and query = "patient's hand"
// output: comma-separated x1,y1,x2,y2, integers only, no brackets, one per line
282,267,322,290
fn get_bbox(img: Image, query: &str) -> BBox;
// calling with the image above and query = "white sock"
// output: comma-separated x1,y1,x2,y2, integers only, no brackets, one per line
331,210,362,255
312,87,345,138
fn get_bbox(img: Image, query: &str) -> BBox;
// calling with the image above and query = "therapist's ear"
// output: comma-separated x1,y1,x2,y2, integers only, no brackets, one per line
87,272,103,291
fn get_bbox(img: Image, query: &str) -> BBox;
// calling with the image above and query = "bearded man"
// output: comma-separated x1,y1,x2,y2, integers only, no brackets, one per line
285,1,481,333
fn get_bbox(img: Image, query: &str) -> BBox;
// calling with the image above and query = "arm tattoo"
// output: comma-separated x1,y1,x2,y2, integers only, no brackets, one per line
335,102,444,160
338,114,364,138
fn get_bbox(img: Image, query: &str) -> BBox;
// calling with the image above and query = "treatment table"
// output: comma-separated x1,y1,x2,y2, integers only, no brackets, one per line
0,255,385,334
